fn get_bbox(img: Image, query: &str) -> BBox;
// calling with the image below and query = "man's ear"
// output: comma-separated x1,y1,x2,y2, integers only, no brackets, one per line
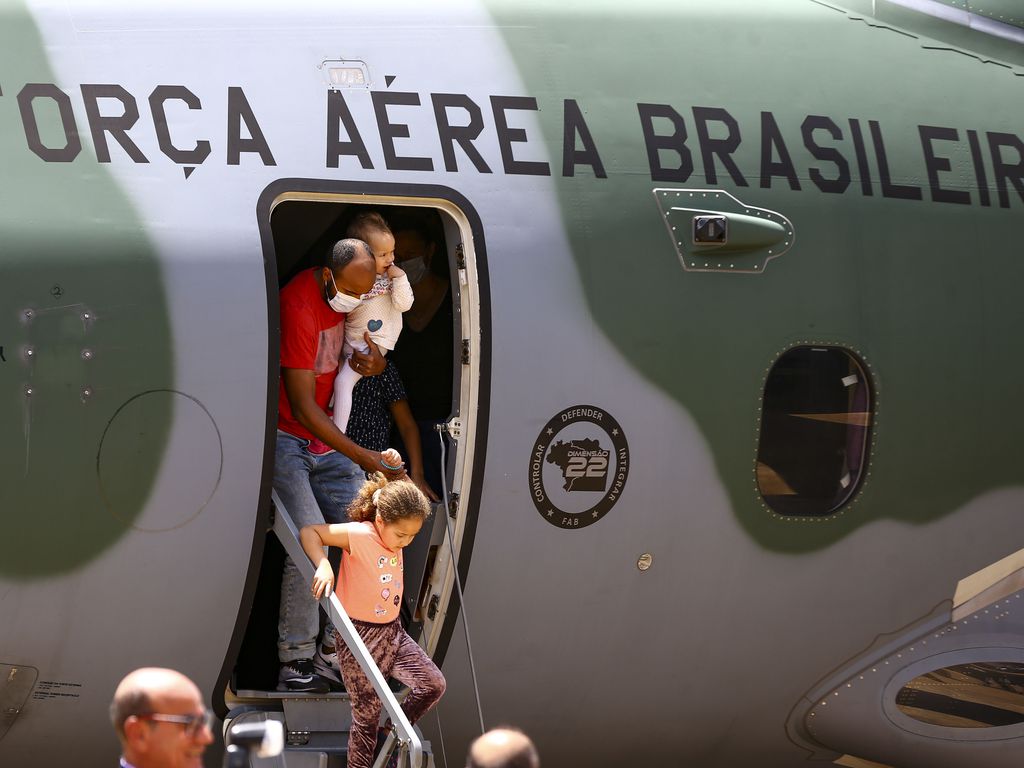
122,716,147,749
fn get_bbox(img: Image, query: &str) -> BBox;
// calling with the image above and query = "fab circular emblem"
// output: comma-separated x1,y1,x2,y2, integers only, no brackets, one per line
529,405,629,529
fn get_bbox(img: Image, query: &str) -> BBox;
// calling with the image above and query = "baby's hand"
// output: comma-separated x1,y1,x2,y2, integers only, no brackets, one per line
311,561,334,599
387,264,405,279
381,448,404,471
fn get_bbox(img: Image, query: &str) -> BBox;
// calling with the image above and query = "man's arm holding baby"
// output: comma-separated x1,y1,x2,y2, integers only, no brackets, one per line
283,357,404,480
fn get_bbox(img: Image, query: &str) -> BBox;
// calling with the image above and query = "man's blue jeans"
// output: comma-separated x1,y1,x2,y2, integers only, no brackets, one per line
274,431,363,663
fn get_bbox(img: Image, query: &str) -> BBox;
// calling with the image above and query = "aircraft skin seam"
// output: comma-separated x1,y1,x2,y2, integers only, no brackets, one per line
811,0,1024,76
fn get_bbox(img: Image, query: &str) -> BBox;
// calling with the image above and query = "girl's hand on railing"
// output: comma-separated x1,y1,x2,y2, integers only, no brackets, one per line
311,561,334,599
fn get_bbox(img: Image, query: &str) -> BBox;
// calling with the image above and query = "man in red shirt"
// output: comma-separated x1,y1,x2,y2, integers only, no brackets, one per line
275,237,405,692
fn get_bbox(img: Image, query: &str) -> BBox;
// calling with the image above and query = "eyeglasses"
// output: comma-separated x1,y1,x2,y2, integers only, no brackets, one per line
137,709,213,736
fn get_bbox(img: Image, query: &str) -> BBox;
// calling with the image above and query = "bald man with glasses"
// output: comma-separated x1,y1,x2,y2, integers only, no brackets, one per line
110,668,214,768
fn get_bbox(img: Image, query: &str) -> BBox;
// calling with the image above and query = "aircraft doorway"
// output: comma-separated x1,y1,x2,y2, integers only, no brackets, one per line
225,181,489,698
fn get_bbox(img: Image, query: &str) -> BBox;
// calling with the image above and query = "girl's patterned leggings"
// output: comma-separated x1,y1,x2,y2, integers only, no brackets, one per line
335,619,446,768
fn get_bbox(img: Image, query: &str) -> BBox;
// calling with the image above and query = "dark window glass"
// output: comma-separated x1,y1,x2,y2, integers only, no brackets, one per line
897,663,1024,728
756,346,871,516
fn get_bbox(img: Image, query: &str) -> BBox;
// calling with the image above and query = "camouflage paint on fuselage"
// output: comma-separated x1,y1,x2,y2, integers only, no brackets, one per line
483,0,1024,550
0,0,172,577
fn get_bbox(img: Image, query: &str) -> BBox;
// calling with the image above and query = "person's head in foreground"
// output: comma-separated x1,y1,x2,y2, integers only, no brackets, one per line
110,667,214,768
466,727,540,768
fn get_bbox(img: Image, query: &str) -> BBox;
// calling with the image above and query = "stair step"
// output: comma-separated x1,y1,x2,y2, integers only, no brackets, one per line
225,708,433,768
235,688,351,702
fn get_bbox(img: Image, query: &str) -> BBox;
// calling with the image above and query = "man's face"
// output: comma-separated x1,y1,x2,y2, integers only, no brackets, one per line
132,684,213,768
326,254,376,301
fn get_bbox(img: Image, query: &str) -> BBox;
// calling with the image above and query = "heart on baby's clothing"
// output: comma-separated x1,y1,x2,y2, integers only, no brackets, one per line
367,319,383,332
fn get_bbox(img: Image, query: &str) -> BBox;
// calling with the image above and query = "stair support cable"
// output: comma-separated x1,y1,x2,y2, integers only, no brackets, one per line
437,428,486,735
272,490,424,768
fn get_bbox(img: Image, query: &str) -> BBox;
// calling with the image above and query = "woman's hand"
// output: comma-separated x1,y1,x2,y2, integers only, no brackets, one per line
311,561,335,599
411,470,440,502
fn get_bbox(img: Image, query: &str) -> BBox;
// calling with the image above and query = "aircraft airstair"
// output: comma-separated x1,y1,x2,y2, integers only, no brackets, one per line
224,492,434,768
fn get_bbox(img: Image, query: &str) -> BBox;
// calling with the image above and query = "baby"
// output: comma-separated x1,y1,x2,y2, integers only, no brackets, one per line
333,211,414,435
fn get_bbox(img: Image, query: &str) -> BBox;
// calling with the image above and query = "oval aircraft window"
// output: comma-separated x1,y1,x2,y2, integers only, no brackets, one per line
756,346,872,517
897,663,1024,729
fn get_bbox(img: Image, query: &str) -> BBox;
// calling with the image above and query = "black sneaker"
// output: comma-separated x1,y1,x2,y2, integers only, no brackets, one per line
277,659,329,693
313,643,346,692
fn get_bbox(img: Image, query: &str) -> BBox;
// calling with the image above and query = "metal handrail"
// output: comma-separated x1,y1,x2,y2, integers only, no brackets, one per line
271,490,423,768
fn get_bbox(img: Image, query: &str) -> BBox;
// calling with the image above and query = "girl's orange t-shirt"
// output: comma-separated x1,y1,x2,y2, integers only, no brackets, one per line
337,521,404,623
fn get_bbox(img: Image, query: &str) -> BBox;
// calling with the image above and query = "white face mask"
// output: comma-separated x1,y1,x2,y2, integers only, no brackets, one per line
400,257,428,286
327,271,362,313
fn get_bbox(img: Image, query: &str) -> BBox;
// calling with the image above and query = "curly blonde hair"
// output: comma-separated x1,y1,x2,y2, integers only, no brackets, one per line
348,473,432,524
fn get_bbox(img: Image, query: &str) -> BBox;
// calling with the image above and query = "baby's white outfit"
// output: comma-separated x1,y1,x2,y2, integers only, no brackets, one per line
333,273,414,433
